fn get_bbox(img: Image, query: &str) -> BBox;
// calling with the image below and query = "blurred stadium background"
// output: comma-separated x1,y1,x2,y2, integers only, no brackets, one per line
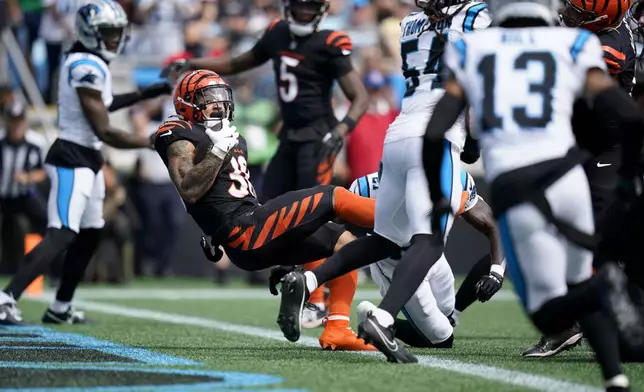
0,0,489,287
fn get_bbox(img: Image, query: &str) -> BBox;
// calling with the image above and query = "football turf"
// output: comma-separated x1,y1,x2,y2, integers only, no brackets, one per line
2,278,643,392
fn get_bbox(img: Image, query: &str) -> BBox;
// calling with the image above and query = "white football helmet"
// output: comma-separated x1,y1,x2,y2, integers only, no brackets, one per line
75,0,129,61
488,0,562,25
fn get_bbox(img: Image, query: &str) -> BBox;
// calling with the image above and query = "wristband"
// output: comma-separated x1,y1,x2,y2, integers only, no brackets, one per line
490,262,505,277
340,116,357,132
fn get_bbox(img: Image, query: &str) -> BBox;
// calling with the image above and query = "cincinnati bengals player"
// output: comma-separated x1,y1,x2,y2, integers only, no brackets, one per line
153,70,376,351
522,0,635,359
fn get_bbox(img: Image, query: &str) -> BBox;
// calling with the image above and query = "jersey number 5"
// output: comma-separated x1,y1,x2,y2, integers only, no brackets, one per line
478,52,556,131
228,156,257,199
279,56,300,103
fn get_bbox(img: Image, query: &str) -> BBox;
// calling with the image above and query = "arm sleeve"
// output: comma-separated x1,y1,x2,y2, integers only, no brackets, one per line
68,58,107,91
325,31,354,77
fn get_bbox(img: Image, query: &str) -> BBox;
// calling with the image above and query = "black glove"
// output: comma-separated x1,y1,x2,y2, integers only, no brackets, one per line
200,236,224,263
460,135,480,164
431,197,451,240
269,266,297,296
317,130,344,181
475,271,503,302
141,82,173,100
160,58,191,79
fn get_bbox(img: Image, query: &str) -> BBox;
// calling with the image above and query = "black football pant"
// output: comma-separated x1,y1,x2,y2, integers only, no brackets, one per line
223,186,345,271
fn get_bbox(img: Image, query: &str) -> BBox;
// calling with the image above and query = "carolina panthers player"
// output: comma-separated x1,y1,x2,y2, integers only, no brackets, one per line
277,0,491,363
422,0,644,387
0,0,170,325
345,170,505,348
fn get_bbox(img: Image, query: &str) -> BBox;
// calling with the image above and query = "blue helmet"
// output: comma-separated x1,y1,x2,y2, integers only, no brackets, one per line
75,0,129,61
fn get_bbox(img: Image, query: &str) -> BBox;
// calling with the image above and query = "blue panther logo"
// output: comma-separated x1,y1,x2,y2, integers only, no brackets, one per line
78,3,101,24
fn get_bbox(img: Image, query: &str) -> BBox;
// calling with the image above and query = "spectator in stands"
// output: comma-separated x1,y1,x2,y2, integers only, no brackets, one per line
13,0,44,85
0,100,49,274
130,99,185,277
346,68,397,183
39,0,82,104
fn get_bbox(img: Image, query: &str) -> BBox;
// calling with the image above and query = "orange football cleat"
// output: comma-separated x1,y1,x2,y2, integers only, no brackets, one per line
318,324,377,351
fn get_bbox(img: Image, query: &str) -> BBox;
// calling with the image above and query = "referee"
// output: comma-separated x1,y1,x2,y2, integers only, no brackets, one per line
0,100,49,273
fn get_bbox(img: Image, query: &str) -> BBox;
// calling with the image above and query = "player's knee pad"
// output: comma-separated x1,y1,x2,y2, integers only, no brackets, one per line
403,284,454,344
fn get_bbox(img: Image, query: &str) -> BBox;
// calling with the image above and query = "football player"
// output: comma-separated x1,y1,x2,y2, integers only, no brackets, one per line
422,0,644,387
522,0,635,358
162,0,369,333
0,0,170,326
275,0,491,363
154,70,377,351
344,170,505,348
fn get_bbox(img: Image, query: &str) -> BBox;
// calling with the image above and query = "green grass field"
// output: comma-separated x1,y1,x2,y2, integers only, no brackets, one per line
1,278,643,392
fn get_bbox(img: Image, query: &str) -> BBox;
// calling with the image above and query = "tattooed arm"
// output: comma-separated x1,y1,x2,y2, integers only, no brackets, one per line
167,140,225,204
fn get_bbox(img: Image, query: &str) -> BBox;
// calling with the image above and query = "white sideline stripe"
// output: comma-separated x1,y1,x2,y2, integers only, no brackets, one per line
27,288,517,301
26,297,600,392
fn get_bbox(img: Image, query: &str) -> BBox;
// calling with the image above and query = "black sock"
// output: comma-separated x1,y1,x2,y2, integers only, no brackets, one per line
56,229,101,302
312,234,399,285
579,311,623,380
379,234,443,317
4,228,76,300
531,277,602,335
455,254,491,312
394,318,454,348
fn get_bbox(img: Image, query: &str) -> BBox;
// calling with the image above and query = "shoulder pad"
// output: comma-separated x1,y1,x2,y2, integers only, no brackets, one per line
323,30,353,56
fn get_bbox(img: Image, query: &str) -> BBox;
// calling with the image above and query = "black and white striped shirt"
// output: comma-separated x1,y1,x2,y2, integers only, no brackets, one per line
0,129,46,199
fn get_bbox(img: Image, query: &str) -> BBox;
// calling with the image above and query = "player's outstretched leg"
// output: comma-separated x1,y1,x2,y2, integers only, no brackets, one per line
521,326,583,358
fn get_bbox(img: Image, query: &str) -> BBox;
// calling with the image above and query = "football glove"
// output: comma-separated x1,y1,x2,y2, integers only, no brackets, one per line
160,58,192,82
140,82,173,100
200,236,224,263
475,271,503,302
460,134,480,164
317,130,344,183
269,266,297,296
205,120,239,160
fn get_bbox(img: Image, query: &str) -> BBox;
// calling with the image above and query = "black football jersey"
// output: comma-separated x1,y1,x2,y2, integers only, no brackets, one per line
572,23,636,155
250,19,354,130
154,119,259,240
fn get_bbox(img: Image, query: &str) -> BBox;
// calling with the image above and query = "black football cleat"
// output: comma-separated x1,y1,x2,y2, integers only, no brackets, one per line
276,271,309,342
42,307,92,325
522,325,583,358
358,311,418,364
601,263,644,347
0,301,24,326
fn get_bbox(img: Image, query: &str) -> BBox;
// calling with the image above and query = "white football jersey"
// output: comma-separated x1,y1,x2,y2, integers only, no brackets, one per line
389,2,491,145
349,171,478,216
445,27,606,182
57,51,113,150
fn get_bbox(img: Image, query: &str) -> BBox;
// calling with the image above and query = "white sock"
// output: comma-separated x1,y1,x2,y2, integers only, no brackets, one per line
372,307,394,327
0,291,14,305
303,271,318,294
606,374,629,388
50,300,71,313
312,302,325,310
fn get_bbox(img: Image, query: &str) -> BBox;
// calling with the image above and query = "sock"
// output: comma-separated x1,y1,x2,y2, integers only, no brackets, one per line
56,229,101,302
606,375,629,389
579,311,624,381
379,234,443,319
4,228,76,300
451,310,461,326
304,271,318,295
304,259,326,306
50,300,71,313
333,187,375,228
372,307,394,327
455,254,491,312
531,277,602,335
326,269,358,328
0,291,14,304
394,318,432,347
312,234,398,286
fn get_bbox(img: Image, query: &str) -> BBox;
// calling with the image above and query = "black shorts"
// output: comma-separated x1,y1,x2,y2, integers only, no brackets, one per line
223,185,345,271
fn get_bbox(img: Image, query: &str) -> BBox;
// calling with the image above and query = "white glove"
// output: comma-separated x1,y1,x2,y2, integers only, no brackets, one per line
204,121,239,160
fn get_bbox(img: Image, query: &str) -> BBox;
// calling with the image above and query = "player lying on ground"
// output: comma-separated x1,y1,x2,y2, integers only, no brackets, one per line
0,0,170,326
351,171,505,347
422,0,644,388
154,70,377,351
